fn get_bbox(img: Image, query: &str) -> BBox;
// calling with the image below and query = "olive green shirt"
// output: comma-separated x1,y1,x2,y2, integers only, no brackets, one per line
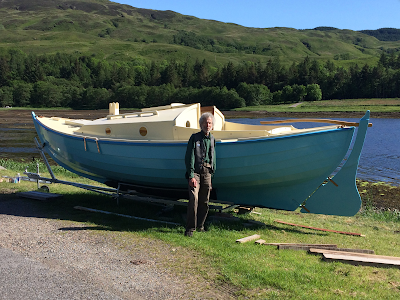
185,131,215,179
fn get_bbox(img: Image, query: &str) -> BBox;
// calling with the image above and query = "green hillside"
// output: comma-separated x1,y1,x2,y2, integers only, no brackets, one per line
0,0,399,66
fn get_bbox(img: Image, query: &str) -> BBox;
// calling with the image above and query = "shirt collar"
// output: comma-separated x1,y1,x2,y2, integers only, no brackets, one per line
201,131,211,139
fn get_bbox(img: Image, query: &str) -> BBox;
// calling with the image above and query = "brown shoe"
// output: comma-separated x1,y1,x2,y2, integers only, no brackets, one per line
184,230,193,237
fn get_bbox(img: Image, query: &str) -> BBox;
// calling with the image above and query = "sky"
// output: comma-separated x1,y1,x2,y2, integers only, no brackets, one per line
116,0,400,31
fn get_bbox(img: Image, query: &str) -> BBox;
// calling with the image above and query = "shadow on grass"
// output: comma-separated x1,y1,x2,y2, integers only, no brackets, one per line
0,190,334,237
0,191,239,232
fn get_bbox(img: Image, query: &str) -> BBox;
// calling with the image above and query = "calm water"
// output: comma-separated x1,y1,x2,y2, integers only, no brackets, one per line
0,126,38,160
1,115,399,185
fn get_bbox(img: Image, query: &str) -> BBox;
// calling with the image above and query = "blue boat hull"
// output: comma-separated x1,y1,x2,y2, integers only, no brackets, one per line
32,112,369,215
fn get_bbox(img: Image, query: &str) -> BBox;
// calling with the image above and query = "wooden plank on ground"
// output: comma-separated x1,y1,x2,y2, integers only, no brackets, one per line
255,239,266,245
309,247,375,254
310,248,389,258
236,234,261,243
18,191,63,201
265,243,337,247
250,211,262,215
270,244,374,254
278,245,339,251
275,220,365,237
322,253,400,268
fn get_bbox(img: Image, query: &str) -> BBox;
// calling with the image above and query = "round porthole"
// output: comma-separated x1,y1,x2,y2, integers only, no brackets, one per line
186,121,190,127
139,127,147,136
105,127,111,135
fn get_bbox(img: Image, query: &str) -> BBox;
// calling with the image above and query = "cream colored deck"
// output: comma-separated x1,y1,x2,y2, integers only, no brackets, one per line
37,103,341,142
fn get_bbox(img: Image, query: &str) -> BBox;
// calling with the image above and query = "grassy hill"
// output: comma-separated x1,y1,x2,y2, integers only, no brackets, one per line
0,0,399,66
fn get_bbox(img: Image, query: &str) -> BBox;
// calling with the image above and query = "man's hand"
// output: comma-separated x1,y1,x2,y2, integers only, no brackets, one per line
189,177,197,188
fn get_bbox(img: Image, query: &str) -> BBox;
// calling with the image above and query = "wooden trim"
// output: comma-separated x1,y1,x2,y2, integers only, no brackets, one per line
201,106,215,115
260,119,373,127
95,138,100,153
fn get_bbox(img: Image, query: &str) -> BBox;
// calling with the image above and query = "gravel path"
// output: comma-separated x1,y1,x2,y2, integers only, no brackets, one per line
0,193,232,299
0,247,122,299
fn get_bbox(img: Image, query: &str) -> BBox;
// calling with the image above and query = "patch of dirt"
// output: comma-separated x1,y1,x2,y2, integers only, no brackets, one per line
357,181,400,211
0,193,235,299
0,188,17,194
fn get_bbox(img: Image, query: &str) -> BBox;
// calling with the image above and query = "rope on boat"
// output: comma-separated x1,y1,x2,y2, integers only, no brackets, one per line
95,138,100,153
83,136,101,153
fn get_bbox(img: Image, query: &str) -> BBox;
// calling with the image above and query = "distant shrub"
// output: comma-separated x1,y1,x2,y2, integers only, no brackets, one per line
305,84,322,101
313,27,339,31
236,83,272,106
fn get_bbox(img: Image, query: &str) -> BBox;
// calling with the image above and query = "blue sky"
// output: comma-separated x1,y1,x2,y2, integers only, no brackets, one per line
116,0,400,31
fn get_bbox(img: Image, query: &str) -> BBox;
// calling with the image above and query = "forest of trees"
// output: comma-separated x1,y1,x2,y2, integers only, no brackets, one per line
360,28,400,42
0,49,400,109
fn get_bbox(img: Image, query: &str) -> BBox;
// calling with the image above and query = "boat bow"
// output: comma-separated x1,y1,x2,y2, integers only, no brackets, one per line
301,111,370,216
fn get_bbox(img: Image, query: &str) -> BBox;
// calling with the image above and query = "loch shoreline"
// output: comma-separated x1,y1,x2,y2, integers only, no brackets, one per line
0,109,399,128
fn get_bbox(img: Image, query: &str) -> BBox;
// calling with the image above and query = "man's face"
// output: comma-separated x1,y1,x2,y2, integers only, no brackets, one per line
201,117,213,135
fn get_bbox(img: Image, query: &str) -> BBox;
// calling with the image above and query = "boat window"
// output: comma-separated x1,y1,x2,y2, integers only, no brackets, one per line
186,121,190,127
139,127,147,136
105,127,111,135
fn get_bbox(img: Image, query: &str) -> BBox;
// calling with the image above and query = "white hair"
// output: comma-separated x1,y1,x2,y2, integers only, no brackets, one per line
199,112,214,129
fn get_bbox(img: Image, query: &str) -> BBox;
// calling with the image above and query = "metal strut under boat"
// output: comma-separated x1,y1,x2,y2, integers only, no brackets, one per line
26,137,123,198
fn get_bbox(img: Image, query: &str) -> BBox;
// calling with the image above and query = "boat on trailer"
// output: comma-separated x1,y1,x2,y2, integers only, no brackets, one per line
32,103,371,216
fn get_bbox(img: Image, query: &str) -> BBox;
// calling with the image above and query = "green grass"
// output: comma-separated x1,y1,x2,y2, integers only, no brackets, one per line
235,98,400,113
3,98,400,113
2,159,400,299
0,0,398,66
0,158,79,178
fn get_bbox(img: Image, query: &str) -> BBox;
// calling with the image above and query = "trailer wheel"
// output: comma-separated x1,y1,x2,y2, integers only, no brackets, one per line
38,185,50,193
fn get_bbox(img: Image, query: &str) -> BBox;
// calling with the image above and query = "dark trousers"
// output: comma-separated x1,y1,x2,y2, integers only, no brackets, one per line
186,168,212,232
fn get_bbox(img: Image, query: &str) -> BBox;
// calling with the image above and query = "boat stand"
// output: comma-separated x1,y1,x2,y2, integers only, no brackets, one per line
25,138,123,199
27,138,227,212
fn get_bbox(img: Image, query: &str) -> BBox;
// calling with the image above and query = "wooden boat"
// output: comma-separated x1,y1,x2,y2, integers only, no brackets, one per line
32,103,370,216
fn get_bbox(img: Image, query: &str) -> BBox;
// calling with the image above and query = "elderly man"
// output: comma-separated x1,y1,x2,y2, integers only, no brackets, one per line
184,112,216,237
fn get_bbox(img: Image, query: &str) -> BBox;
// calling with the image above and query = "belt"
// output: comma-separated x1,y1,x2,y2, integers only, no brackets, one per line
202,163,212,168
